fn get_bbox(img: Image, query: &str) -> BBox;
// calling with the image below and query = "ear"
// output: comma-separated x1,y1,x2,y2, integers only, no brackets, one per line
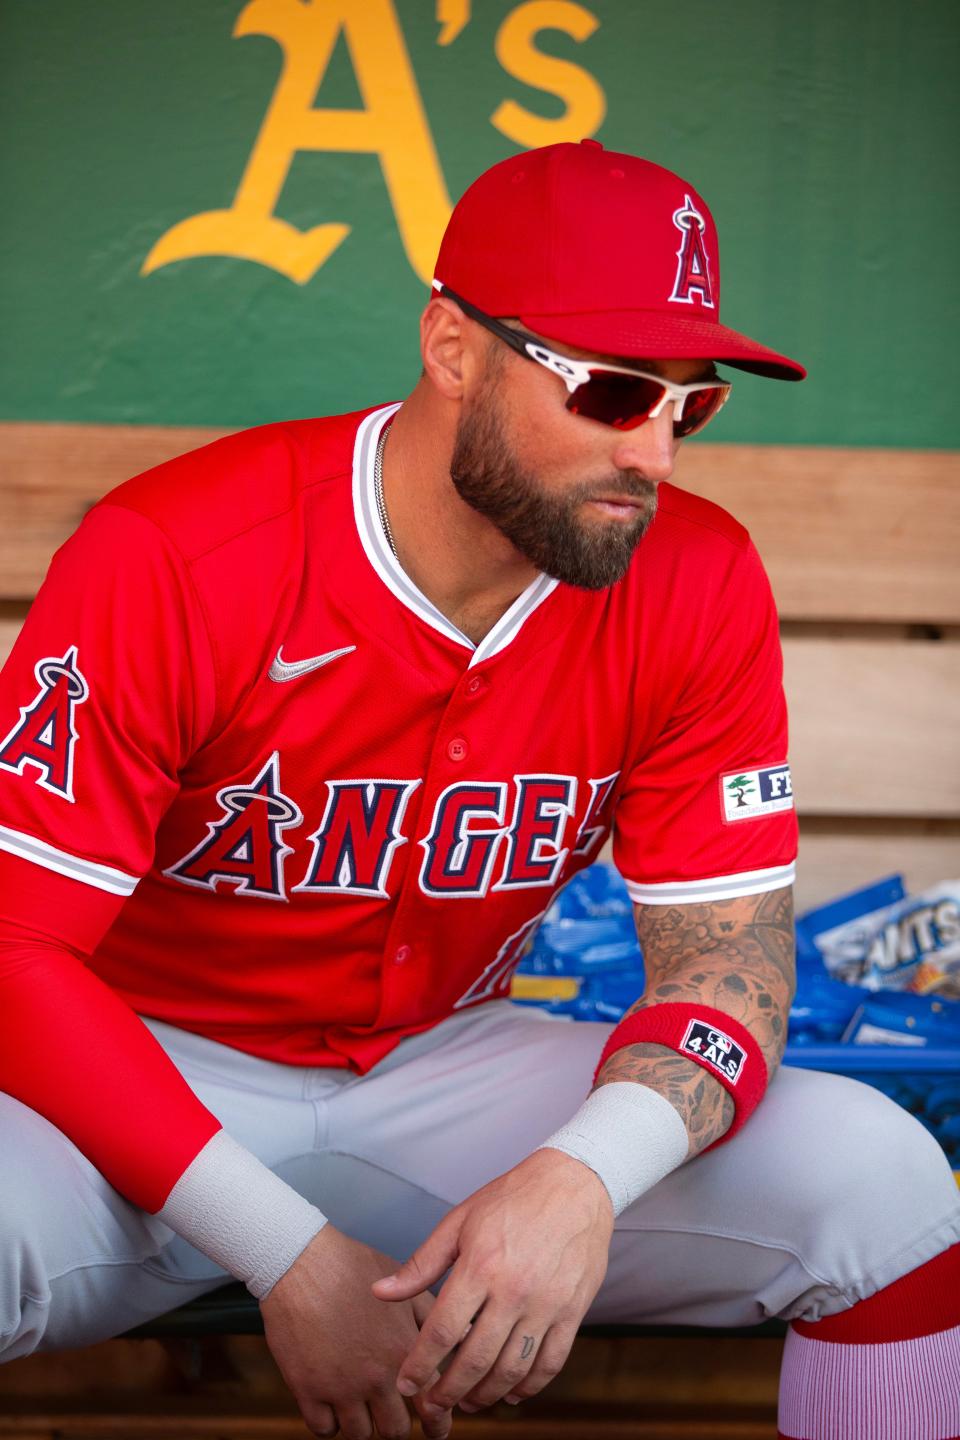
420,295,481,402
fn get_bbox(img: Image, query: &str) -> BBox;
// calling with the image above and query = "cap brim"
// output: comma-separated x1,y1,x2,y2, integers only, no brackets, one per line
518,309,806,381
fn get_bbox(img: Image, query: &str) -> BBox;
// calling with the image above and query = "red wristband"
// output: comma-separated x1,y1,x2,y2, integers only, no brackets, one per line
592,1003,768,1148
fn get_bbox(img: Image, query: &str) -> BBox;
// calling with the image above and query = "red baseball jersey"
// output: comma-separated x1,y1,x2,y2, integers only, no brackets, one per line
0,402,796,1207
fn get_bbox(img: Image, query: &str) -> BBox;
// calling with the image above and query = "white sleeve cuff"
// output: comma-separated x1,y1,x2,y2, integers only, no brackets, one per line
156,1129,328,1300
535,1082,690,1216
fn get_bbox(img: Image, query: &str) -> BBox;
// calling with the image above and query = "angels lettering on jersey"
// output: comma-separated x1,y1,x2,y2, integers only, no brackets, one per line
167,759,619,903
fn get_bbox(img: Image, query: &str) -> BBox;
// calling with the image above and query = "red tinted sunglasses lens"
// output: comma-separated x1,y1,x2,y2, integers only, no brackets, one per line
566,371,665,430
567,372,728,435
674,384,726,438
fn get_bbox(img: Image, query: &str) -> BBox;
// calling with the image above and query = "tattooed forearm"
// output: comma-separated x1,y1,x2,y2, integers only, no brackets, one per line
631,886,796,1066
601,1041,737,1155
594,887,795,1159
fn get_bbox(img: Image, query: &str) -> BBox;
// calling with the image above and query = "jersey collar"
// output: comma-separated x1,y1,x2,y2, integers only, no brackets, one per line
352,404,559,669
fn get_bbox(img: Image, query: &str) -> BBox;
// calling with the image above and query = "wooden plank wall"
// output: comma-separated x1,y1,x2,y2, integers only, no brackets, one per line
677,446,960,903
1,423,959,907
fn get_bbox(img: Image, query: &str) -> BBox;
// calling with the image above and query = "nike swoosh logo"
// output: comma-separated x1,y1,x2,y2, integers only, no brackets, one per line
268,645,356,683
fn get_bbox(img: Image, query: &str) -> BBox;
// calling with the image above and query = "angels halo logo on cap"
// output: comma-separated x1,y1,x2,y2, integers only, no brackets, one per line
433,139,805,382
669,193,716,309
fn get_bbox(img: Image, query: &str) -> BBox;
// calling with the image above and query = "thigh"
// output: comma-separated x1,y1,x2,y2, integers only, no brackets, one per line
599,1063,960,1326
327,1001,960,1326
0,1087,197,1358
0,1019,341,1358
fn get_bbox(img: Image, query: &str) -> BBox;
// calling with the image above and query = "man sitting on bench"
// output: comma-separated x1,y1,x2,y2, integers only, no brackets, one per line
1,142,957,1440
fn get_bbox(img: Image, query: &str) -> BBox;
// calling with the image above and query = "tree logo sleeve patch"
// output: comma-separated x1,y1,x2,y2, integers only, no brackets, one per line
720,764,793,823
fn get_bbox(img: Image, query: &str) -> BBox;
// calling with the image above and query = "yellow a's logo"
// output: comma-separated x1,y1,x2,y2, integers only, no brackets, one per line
142,0,453,285
142,0,605,287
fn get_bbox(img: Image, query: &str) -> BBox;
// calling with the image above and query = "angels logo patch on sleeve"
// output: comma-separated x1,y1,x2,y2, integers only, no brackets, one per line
681,1020,746,1084
0,645,89,803
721,763,793,823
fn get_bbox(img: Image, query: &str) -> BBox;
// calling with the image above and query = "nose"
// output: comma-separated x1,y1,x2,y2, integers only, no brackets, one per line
610,407,678,483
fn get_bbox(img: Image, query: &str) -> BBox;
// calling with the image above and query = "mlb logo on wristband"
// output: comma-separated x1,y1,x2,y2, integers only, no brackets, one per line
720,763,793,822
681,1020,747,1083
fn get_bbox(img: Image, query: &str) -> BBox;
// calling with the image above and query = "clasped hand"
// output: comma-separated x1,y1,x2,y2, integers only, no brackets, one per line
371,1146,614,1416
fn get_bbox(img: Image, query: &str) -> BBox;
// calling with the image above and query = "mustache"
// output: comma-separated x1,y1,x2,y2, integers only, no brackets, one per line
577,472,659,504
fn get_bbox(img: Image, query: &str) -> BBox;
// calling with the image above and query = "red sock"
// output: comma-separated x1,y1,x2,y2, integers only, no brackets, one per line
778,1241,960,1440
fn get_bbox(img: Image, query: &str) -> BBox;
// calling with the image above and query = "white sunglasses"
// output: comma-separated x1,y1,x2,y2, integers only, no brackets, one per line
435,282,732,437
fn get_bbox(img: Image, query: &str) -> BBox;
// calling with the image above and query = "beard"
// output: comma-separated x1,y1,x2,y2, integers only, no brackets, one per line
449,384,658,591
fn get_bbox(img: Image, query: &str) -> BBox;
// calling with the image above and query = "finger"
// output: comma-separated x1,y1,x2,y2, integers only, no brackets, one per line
332,1400,373,1440
400,1355,445,1399
411,1291,436,1328
407,1364,452,1440
368,1381,414,1440
454,1314,548,1410
499,1320,577,1404
418,1304,520,1413
299,1400,337,1437
395,1285,488,1397
412,1389,454,1440
412,1291,474,1361
372,1217,461,1302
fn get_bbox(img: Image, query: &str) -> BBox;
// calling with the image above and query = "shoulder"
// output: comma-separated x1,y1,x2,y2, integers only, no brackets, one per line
89,407,380,562
607,480,775,675
650,481,751,554
624,480,762,598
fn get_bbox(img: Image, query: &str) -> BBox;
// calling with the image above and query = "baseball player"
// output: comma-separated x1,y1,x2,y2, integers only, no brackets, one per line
0,142,957,1440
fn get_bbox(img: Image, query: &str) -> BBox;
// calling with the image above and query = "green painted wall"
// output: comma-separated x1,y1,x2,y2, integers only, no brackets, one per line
2,0,957,447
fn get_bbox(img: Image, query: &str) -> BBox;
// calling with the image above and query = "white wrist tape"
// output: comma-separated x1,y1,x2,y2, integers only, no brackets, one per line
536,1082,689,1217
157,1129,328,1300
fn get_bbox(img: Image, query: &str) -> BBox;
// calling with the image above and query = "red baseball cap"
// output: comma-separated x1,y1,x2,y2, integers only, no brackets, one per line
434,140,805,381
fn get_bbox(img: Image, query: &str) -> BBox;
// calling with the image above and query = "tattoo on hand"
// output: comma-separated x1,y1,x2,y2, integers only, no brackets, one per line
520,1335,535,1359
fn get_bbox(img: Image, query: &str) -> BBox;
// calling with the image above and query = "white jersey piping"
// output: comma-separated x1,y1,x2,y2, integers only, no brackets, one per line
624,860,796,906
0,823,139,896
352,405,559,668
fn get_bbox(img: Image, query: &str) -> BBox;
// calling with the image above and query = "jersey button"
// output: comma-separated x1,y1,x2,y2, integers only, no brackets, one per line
447,737,469,762
393,944,412,966
465,675,485,697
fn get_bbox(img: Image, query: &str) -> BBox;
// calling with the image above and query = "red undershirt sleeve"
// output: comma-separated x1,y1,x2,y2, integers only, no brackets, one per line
0,504,223,1211
0,881,221,1213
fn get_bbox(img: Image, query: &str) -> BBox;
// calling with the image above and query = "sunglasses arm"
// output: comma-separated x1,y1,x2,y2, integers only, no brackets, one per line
521,341,593,393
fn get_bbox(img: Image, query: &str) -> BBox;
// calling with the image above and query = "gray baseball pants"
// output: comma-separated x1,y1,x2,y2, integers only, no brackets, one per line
2,998,959,1360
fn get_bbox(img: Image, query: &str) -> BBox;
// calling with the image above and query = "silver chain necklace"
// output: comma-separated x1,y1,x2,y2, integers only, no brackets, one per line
373,424,397,558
